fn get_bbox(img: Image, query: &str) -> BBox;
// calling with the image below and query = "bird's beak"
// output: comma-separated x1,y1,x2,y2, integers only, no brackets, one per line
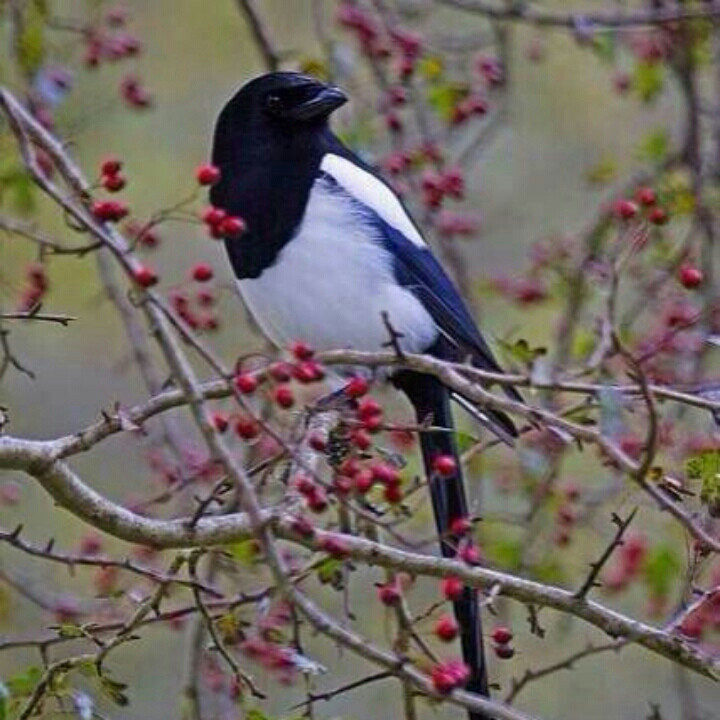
289,85,348,121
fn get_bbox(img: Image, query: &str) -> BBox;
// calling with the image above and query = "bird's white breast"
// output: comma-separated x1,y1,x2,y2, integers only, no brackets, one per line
237,174,437,355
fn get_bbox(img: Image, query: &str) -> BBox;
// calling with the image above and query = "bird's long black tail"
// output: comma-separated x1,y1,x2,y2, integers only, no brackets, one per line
394,371,490,720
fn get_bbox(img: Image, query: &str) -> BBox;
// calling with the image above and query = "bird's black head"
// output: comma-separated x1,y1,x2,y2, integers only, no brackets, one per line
218,72,347,130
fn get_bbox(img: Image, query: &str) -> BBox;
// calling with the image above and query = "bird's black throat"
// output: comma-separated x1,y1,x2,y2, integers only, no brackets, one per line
210,114,344,279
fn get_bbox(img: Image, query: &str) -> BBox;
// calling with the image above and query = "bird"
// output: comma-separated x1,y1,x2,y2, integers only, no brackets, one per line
210,71,521,716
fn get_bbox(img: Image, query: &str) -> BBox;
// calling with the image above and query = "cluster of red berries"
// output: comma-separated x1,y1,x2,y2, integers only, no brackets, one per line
83,6,141,68
119,74,153,109
420,167,465,209
336,2,421,80
435,210,481,239
99,156,126,192
553,484,583,546
430,658,471,694
125,219,160,249
17,262,48,312
169,282,218,332
201,205,246,240
603,532,648,592
614,186,670,226
490,625,515,659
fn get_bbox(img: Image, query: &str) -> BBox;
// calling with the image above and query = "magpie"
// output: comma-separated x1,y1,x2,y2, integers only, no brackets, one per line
210,71,520,715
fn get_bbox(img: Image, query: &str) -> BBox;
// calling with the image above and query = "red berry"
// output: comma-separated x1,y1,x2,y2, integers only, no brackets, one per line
235,417,259,440
635,187,657,206
491,626,513,644
290,515,315,539
191,263,213,282
306,487,329,513
458,543,482,565
308,432,327,452
269,362,293,382
614,199,638,220
273,386,295,409
357,397,382,420
370,462,400,486
195,163,221,186
354,469,375,494
345,376,369,398
441,575,464,601
79,532,103,556
648,207,669,226
293,360,324,383
557,505,575,525
431,660,470,694
351,428,372,450
679,264,703,289
319,535,348,558
333,474,353,496
433,455,457,477
220,215,246,239
450,516,471,535
434,614,459,641
100,157,122,176
201,206,226,226
362,414,383,433
92,199,129,222
211,412,229,433
290,341,314,360
385,111,403,132
133,264,158,288
384,483,403,504
494,644,515,659
377,581,401,606
234,372,259,394
102,173,126,192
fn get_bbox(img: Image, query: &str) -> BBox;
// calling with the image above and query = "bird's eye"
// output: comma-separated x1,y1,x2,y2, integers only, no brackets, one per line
265,94,283,114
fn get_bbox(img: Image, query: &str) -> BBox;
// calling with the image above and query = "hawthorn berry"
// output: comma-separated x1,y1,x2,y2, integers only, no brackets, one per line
290,515,315,539
491,626,513,644
191,263,214,282
648,207,669,226
635,186,656,206
377,581,401,606
202,206,226,226
290,341,314,360
357,397,382,420
433,455,457,477
370,461,400,486
102,173,126,192
351,428,372,450
195,163,221,186
458,542,482,566
345,376,369,398
100,157,122,176
450,516,472,536
494,644,515,659
273,385,295,409
318,535,349,558
211,412,229,433
133,264,158,288
361,414,383,433
308,432,327,452
269,361,293,382
679,264,703,289
430,660,470,694
220,215,246,238
434,614,459,641
614,199,638,220
234,372,259,394
235,417,259,440
384,483,403,504
354,469,375,494
92,199,129,222
441,575,464,601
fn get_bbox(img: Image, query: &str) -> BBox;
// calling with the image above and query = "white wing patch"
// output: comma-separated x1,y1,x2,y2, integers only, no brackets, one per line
320,153,426,247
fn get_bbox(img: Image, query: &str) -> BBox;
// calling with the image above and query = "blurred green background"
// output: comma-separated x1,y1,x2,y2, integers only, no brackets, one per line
0,1,717,719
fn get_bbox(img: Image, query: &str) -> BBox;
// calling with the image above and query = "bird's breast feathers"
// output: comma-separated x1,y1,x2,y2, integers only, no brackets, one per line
237,153,437,354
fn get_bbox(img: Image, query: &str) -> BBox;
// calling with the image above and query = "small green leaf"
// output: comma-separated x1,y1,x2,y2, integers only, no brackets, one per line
228,539,261,565
636,128,669,164
585,156,618,185
98,675,129,707
498,338,547,368
633,61,665,103
642,544,680,600
316,557,343,589
6,667,42,697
